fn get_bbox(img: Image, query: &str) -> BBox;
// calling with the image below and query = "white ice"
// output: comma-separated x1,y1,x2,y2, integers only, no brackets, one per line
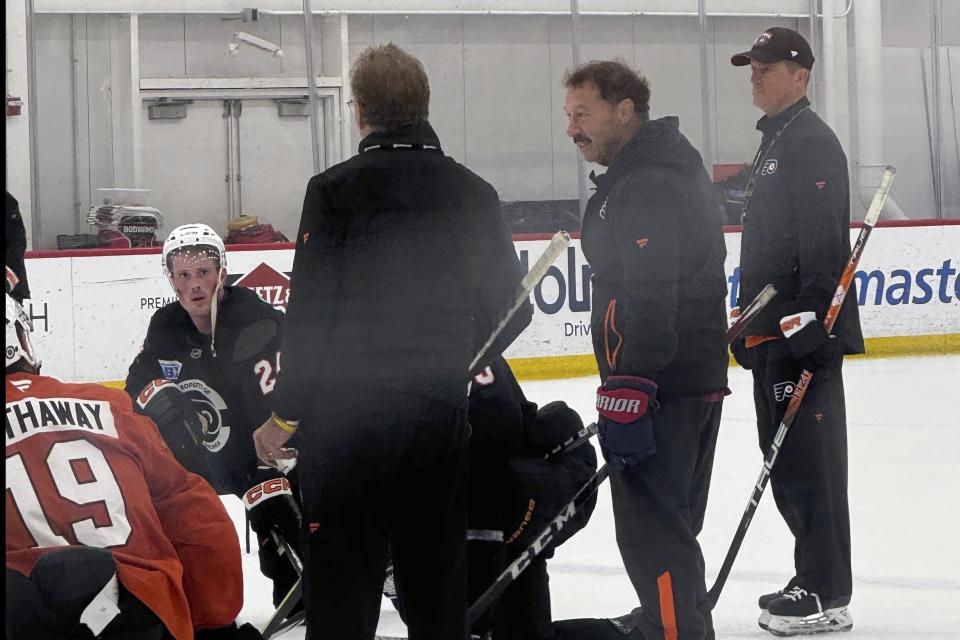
228,354,960,639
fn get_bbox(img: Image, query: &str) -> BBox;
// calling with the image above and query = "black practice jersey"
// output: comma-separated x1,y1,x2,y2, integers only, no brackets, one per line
125,286,283,496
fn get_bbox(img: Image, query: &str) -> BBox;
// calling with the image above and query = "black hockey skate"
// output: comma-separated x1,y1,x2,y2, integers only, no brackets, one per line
759,587,853,636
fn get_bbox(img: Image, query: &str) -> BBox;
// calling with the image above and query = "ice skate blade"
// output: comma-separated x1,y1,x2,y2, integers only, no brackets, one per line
763,607,853,637
758,609,772,630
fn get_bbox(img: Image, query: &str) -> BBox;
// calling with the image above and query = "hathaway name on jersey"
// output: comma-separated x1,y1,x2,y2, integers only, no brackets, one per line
6,397,118,445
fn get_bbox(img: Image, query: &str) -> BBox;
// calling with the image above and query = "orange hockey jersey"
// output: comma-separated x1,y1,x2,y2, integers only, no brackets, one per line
5,373,243,640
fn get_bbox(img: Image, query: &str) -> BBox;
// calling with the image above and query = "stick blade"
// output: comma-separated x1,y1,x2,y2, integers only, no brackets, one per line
864,166,896,227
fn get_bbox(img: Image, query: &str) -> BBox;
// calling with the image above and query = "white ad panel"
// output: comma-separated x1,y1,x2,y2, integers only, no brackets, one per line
21,224,960,383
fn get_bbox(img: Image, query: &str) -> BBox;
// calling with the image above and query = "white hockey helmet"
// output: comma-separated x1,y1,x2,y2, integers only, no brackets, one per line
6,293,40,372
162,223,227,277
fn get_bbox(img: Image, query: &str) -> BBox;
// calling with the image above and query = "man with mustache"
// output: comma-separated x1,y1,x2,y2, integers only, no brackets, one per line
561,61,729,640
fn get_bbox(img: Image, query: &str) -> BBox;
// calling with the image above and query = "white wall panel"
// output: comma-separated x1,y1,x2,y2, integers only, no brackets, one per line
634,16,706,155
34,15,79,242
884,48,937,219
273,15,326,78
463,16,554,201
139,15,186,77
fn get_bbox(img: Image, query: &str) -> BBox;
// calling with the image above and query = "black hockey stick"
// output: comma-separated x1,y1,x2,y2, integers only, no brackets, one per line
706,166,896,610
470,231,571,373
727,283,778,344
467,464,611,627
261,535,305,638
544,422,598,460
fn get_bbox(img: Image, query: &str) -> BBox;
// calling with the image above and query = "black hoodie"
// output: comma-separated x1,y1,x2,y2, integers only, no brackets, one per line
581,117,729,396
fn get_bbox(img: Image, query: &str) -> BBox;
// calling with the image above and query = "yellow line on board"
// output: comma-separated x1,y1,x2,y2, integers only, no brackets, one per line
507,333,960,381
94,334,959,388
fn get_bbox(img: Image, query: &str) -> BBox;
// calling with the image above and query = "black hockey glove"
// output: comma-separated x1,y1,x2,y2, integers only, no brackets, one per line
135,379,209,474
730,336,753,370
595,376,659,468
780,311,842,372
243,468,303,553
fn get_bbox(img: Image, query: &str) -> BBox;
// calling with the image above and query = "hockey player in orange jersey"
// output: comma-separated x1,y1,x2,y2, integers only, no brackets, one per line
5,285,261,639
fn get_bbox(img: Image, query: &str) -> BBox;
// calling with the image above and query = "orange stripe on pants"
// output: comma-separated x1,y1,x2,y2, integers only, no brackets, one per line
657,571,678,640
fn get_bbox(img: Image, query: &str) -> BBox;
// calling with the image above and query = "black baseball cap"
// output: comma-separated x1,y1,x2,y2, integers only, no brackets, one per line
731,27,815,70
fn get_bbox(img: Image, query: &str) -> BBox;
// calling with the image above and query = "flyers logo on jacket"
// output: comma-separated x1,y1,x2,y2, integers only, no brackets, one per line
227,263,291,311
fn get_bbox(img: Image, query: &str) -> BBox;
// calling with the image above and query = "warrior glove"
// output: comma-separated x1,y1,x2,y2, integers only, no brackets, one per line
243,469,303,554
136,379,209,474
780,311,842,372
596,376,659,468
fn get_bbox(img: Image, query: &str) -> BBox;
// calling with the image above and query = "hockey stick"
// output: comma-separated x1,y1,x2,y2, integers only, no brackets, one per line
706,166,896,610
261,535,305,638
727,283,778,344
467,276,781,627
544,422,598,460
467,463,611,627
470,231,571,373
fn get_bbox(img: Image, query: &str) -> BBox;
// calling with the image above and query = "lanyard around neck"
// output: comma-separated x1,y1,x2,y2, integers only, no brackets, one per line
740,106,809,223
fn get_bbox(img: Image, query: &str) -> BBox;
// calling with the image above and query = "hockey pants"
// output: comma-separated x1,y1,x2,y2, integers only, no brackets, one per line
610,396,722,640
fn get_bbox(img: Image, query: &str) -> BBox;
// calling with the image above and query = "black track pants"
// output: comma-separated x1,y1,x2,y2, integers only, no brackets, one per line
751,340,852,604
610,397,722,640
298,386,469,640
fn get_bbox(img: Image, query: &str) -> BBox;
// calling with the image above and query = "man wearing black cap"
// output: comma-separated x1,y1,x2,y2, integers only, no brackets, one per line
730,27,860,637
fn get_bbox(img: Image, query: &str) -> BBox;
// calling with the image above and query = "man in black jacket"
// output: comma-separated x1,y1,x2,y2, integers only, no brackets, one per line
563,61,728,640
253,43,531,640
125,223,301,614
730,27,859,636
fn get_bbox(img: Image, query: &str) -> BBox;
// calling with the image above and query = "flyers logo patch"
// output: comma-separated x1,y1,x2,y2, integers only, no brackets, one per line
761,159,779,176
636,238,649,248
816,180,826,190
773,381,797,402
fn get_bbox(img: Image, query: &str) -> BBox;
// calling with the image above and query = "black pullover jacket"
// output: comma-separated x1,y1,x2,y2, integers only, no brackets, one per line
581,117,729,397
739,97,864,353
272,121,531,422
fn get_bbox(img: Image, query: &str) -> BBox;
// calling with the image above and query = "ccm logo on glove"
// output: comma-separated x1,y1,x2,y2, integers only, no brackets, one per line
243,477,292,509
136,378,177,409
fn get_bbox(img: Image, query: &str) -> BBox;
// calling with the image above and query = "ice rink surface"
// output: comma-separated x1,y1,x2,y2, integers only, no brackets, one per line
229,354,959,639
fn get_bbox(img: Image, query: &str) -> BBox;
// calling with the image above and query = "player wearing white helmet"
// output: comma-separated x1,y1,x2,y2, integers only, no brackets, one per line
5,287,261,640
126,224,301,620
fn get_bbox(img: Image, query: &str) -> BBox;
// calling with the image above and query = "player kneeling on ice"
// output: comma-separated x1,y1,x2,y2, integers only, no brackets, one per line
5,287,261,639
124,224,302,619
384,356,599,639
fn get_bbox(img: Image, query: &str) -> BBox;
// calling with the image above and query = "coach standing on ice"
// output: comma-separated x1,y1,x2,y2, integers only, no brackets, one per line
563,60,728,640
729,27,861,636
253,43,530,640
